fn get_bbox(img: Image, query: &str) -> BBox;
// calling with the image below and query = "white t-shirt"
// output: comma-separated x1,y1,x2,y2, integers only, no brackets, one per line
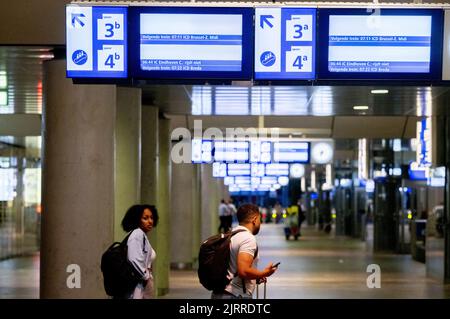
127,228,155,281
224,225,258,298
219,203,230,216
228,203,237,215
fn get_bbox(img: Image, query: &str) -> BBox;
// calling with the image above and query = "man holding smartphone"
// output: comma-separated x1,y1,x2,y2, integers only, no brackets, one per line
211,204,279,299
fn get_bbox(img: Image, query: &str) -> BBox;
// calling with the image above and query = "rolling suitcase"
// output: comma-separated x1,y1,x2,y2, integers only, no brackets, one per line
256,281,266,299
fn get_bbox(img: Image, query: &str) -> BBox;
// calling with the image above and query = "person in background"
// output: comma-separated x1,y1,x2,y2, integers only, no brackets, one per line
297,199,306,237
121,204,159,299
218,199,231,233
227,198,237,228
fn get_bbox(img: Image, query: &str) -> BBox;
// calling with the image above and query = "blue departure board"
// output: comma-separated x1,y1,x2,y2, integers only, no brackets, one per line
129,7,253,80
317,9,444,80
66,5,127,78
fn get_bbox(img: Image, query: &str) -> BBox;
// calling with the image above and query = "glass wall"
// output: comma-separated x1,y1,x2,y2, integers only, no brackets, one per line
0,137,41,260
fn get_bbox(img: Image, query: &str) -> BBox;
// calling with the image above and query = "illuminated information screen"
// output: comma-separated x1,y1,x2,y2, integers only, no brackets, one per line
138,11,246,74
214,141,249,163
66,6,127,78
273,142,310,163
328,15,432,73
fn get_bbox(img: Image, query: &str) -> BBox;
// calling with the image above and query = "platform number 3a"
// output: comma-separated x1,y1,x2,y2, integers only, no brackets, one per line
293,24,303,39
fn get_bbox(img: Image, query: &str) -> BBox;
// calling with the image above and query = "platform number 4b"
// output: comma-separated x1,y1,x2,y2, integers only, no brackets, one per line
98,45,124,71
366,264,381,289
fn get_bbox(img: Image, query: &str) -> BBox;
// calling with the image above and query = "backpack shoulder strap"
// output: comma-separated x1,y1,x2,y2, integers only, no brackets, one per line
121,231,134,245
230,228,247,237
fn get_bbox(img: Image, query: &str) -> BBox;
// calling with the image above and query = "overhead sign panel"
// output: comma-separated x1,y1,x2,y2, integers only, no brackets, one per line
66,6,127,78
317,9,443,80
255,8,316,80
273,142,310,163
191,139,213,163
214,141,249,163
129,7,253,80
265,163,290,176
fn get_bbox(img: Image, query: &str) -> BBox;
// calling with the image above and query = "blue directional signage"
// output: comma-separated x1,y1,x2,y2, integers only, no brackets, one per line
66,6,127,78
255,8,316,80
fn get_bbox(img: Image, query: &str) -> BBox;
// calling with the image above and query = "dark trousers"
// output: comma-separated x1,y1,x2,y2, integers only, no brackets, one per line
218,216,232,233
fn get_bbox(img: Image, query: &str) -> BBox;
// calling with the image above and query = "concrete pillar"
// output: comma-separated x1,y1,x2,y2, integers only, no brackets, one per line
141,106,159,204
141,107,171,296
200,164,220,240
114,87,142,241
445,116,450,283
41,60,116,298
13,150,25,253
192,164,202,267
170,161,194,269
154,117,171,296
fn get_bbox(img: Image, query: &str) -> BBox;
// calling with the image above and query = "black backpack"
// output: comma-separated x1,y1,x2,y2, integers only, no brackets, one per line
198,229,246,292
100,233,142,297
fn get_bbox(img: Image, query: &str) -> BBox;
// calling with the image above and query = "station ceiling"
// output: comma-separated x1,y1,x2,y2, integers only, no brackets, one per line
0,46,449,147
143,84,450,117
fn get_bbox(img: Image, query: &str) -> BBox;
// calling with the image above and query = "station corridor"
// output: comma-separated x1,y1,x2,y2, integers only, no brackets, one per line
2,223,449,299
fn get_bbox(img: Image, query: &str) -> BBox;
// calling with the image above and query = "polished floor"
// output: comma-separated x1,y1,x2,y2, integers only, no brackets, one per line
1,223,450,299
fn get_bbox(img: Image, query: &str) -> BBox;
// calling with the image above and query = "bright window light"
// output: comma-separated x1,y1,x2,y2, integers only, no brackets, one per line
371,89,388,94
0,91,7,106
353,105,369,110
0,71,7,89
393,139,402,152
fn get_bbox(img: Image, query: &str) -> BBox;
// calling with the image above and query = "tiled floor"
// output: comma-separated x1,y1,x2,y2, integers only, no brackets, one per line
162,224,450,299
0,253,40,299
1,224,450,298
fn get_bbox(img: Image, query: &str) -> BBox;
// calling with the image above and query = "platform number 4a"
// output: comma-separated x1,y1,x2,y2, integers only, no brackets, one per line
293,56,307,69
